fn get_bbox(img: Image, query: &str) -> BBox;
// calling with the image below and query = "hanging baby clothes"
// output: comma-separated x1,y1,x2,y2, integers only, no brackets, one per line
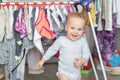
27,47,44,74
97,0,113,31
27,6,34,40
26,7,44,74
13,7,26,60
95,0,101,14
9,6,14,38
24,6,33,41
115,0,120,28
95,0,103,31
48,5,67,37
0,6,13,42
94,14,117,61
12,6,35,80
33,7,44,55
34,7,55,40
0,7,7,41
14,7,27,38
13,6,22,61
16,37,34,80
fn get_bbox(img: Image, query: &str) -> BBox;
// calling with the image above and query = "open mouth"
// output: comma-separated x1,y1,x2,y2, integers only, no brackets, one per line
71,34,78,38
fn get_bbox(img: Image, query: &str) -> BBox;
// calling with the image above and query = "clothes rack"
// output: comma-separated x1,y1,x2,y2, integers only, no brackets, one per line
0,1,74,6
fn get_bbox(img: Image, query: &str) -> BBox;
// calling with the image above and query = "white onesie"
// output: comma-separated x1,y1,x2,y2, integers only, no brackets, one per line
43,36,90,80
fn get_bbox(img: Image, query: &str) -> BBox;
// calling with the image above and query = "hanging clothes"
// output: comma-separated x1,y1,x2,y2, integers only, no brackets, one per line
33,7,44,55
97,0,113,31
95,0,101,14
0,1,78,80
24,6,33,41
0,6,13,42
13,7,23,59
115,0,120,28
94,14,117,61
27,47,44,74
15,37,34,80
34,7,55,40
14,7,27,38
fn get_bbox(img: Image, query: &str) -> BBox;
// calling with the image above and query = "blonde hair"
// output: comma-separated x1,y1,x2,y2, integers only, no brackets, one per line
66,11,88,25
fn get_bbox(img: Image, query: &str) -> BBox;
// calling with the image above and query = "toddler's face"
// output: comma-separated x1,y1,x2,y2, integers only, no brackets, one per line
65,17,85,41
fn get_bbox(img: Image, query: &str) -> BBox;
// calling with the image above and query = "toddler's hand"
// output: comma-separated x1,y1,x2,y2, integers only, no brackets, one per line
37,61,44,68
37,58,46,68
74,58,86,68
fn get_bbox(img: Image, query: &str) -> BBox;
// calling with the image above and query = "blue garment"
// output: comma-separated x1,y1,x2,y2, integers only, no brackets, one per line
74,0,93,12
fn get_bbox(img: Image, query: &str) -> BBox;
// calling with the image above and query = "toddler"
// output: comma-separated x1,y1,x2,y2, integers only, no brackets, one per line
38,11,90,80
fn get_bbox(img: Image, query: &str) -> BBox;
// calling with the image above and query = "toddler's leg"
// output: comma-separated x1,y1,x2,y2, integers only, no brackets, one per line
58,73,70,80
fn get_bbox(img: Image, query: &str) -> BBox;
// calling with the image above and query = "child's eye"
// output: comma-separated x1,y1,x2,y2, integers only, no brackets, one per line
70,27,74,29
78,28,82,31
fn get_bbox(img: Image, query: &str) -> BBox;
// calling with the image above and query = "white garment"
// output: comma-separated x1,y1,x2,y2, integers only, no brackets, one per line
112,0,117,14
0,6,13,41
95,0,101,14
28,6,33,40
9,6,14,34
96,0,102,31
101,0,112,31
115,0,120,28
104,0,112,31
43,36,90,79
33,28,44,55
33,7,44,55
97,0,112,31
24,6,33,40
0,7,6,41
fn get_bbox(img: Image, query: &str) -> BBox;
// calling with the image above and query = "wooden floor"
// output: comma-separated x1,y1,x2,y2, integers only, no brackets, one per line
0,63,120,80
0,62,120,80
24,63,120,80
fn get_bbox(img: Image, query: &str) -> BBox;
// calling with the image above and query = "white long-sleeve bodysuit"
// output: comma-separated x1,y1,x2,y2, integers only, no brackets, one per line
43,36,90,80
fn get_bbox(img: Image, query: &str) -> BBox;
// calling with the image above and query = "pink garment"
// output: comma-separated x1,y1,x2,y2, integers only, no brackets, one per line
67,4,74,13
14,8,27,38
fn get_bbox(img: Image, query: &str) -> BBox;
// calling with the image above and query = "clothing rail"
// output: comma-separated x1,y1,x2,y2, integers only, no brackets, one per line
0,1,74,6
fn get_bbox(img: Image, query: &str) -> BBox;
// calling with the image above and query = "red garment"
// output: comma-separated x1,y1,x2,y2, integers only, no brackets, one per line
53,50,60,58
